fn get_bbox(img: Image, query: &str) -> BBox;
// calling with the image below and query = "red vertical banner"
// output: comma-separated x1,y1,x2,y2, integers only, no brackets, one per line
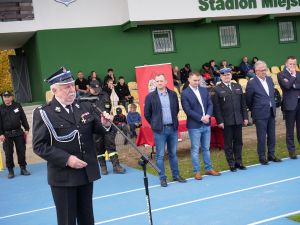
135,63,174,128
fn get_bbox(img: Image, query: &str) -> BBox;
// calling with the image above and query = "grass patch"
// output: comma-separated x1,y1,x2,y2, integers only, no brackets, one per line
289,214,300,222
144,136,299,179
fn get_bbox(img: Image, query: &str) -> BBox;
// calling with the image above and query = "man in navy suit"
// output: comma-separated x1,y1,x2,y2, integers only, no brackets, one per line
277,56,300,159
144,74,186,187
181,71,220,180
246,61,282,165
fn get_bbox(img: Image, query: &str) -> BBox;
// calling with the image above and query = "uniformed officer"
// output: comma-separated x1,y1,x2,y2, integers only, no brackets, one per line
93,90,126,175
212,68,248,172
0,91,30,178
32,67,112,225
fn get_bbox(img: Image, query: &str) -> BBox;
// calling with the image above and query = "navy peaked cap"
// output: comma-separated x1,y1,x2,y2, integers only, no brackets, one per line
45,67,74,85
220,67,232,74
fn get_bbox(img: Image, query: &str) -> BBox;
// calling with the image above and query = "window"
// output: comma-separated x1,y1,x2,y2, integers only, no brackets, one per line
219,25,239,48
152,29,175,53
278,21,296,43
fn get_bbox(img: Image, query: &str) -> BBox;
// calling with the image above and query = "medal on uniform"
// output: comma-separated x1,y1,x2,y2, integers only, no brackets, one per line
81,112,89,124
55,107,61,112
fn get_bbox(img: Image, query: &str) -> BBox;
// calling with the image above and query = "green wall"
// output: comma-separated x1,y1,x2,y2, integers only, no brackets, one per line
23,16,300,102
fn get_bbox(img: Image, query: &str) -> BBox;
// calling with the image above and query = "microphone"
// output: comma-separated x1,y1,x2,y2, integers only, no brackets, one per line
91,103,160,173
77,96,99,102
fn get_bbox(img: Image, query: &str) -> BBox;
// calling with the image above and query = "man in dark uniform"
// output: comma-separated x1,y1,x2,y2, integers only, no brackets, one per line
93,89,126,175
212,68,248,171
32,67,112,225
0,91,30,178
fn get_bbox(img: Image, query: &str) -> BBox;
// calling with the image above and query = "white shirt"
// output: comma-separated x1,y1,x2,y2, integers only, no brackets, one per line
189,85,205,115
257,76,269,96
257,76,272,107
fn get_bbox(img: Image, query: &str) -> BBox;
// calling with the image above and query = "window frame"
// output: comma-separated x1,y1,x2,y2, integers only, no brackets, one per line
277,20,297,44
151,28,176,54
218,24,240,49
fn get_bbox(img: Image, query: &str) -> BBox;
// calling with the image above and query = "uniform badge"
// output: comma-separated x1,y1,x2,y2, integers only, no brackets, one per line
55,107,61,112
14,108,19,113
75,103,80,109
81,112,90,124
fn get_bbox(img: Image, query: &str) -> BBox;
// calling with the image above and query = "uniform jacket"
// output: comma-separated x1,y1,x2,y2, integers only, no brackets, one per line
277,69,300,111
32,97,108,187
181,85,213,129
144,88,179,132
246,76,276,120
212,82,248,126
0,101,29,136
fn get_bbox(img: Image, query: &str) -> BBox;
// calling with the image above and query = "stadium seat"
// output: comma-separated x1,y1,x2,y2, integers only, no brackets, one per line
270,74,279,85
130,90,139,102
174,87,180,97
178,109,187,120
238,78,248,93
128,81,137,90
45,90,53,103
271,66,280,74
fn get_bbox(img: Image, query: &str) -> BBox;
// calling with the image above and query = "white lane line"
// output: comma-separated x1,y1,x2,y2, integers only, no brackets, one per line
247,210,300,225
95,176,300,224
0,157,295,220
0,206,55,220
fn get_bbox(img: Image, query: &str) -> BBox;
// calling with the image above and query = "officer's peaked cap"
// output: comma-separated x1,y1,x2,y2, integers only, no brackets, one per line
220,67,232,75
45,67,74,85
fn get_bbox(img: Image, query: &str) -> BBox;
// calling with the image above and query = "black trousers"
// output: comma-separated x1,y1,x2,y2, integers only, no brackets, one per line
223,124,243,167
284,100,300,152
94,126,117,156
255,113,276,160
51,183,94,225
3,135,26,169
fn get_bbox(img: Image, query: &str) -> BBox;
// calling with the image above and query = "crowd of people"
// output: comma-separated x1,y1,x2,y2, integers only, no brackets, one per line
147,56,299,188
173,56,261,93
0,56,299,224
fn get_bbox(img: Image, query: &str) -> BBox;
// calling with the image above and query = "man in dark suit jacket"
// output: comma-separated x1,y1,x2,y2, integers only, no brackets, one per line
246,61,281,165
181,71,220,180
144,74,186,187
212,68,248,172
277,56,300,159
32,67,112,225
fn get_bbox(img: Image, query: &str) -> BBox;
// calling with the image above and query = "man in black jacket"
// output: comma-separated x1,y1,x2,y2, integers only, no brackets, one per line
212,68,248,171
144,74,186,187
32,67,112,225
0,91,30,178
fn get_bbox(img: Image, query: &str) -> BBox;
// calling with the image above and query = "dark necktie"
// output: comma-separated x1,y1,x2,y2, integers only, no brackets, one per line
66,105,73,113
227,84,231,91
66,105,75,122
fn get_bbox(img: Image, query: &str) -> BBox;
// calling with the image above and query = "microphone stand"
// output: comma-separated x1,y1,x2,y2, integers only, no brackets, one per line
92,103,160,225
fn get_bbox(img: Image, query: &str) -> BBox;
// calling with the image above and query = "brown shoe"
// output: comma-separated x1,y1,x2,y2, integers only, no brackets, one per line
205,170,221,176
194,172,202,180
